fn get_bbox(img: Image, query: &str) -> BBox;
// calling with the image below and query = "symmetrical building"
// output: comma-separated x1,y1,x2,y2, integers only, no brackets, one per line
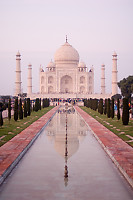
14,37,118,99
39,38,94,96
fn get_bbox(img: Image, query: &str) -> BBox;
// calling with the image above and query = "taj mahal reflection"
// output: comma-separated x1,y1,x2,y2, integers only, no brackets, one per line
45,105,89,186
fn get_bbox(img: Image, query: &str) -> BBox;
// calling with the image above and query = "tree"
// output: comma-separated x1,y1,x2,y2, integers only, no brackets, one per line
104,99,107,115
19,98,23,119
39,98,41,110
107,98,111,118
131,84,133,93
14,98,18,121
122,98,129,125
98,98,103,114
27,98,31,116
24,100,27,118
42,98,45,108
111,94,122,100
117,98,120,120
118,76,133,99
8,98,11,122
111,98,114,119
0,104,3,127
35,98,39,112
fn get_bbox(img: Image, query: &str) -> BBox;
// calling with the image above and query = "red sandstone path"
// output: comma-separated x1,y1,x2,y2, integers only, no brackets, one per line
75,106,133,188
0,106,59,185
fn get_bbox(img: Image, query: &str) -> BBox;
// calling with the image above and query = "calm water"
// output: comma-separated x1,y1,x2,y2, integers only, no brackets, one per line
0,106,133,200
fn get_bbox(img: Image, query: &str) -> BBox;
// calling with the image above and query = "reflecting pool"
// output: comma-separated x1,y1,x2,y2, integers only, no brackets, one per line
0,106,133,200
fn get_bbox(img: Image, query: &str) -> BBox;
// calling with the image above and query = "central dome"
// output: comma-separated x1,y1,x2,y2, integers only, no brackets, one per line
54,42,79,63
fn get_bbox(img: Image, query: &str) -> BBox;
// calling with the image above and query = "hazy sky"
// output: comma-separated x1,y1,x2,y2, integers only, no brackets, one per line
0,0,133,95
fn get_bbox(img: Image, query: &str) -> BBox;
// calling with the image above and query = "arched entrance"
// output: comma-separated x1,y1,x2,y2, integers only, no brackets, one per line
60,75,73,93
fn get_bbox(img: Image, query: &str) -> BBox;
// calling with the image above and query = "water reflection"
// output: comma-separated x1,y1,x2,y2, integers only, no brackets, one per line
64,112,68,186
46,105,88,186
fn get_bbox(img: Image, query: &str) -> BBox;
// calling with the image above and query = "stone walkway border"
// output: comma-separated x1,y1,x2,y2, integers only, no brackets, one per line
0,106,59,185
75,106,133,189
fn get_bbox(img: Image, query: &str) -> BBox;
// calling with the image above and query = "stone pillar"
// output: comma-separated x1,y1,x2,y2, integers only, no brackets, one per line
112,52,118,96
27,63,32,95
101,64,105,94
15,51,21,96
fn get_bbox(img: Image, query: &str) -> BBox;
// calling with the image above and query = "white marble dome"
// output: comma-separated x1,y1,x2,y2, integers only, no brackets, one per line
54,42,79,63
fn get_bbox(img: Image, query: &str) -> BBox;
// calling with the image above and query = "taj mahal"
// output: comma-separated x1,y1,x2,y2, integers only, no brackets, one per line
15,37,118,99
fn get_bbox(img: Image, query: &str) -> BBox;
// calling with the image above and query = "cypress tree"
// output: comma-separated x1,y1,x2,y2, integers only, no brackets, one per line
0,105,3,127
14,98,18,121
19,98,23,119
43,98,45,108
39,98,41,110
122,98,129,125
8,98,11,122
107,98,111,118
84,99,87,107
47,98,49,107
98,99,100,113
27,98,31,116
104,99,107,115
87,99,89,108
111,98,114,119
35,98,39,112
98,99,103,114
94,99,98,111
117,98,120,120
101,98,103,114
24,100,27,118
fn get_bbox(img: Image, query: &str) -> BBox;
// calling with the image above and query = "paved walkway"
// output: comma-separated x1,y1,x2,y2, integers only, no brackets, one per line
75,106,133,188
0,106,59,185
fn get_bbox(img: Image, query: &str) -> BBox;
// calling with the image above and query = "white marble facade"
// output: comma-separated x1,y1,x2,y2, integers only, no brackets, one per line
39,40,94,96
15,38,118,99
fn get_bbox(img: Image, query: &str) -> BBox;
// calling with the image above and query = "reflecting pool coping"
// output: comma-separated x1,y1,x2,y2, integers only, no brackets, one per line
75,106,133,188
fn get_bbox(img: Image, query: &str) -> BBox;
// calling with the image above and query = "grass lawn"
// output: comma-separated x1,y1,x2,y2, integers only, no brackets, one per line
80,106,133,148
0,107,53,147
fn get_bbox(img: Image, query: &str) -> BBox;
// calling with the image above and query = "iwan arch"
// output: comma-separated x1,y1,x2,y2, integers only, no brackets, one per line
15,37,118,99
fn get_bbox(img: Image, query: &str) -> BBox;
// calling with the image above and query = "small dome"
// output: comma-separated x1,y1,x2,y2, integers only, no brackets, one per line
78,61,86,68
54,42,79,63
47,61,55,68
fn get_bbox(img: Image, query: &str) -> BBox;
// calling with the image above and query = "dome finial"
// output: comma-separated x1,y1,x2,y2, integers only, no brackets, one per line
66,35,68,43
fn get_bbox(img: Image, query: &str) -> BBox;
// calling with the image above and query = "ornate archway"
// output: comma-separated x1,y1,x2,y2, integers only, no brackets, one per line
60,75,73,93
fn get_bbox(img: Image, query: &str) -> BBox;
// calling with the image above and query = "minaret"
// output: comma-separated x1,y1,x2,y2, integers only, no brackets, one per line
112,52,118,96
15,51,21,96
101,64,105,94
27,63,32,96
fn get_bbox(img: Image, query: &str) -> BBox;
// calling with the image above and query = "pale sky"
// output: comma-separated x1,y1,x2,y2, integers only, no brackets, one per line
0,0,133,95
